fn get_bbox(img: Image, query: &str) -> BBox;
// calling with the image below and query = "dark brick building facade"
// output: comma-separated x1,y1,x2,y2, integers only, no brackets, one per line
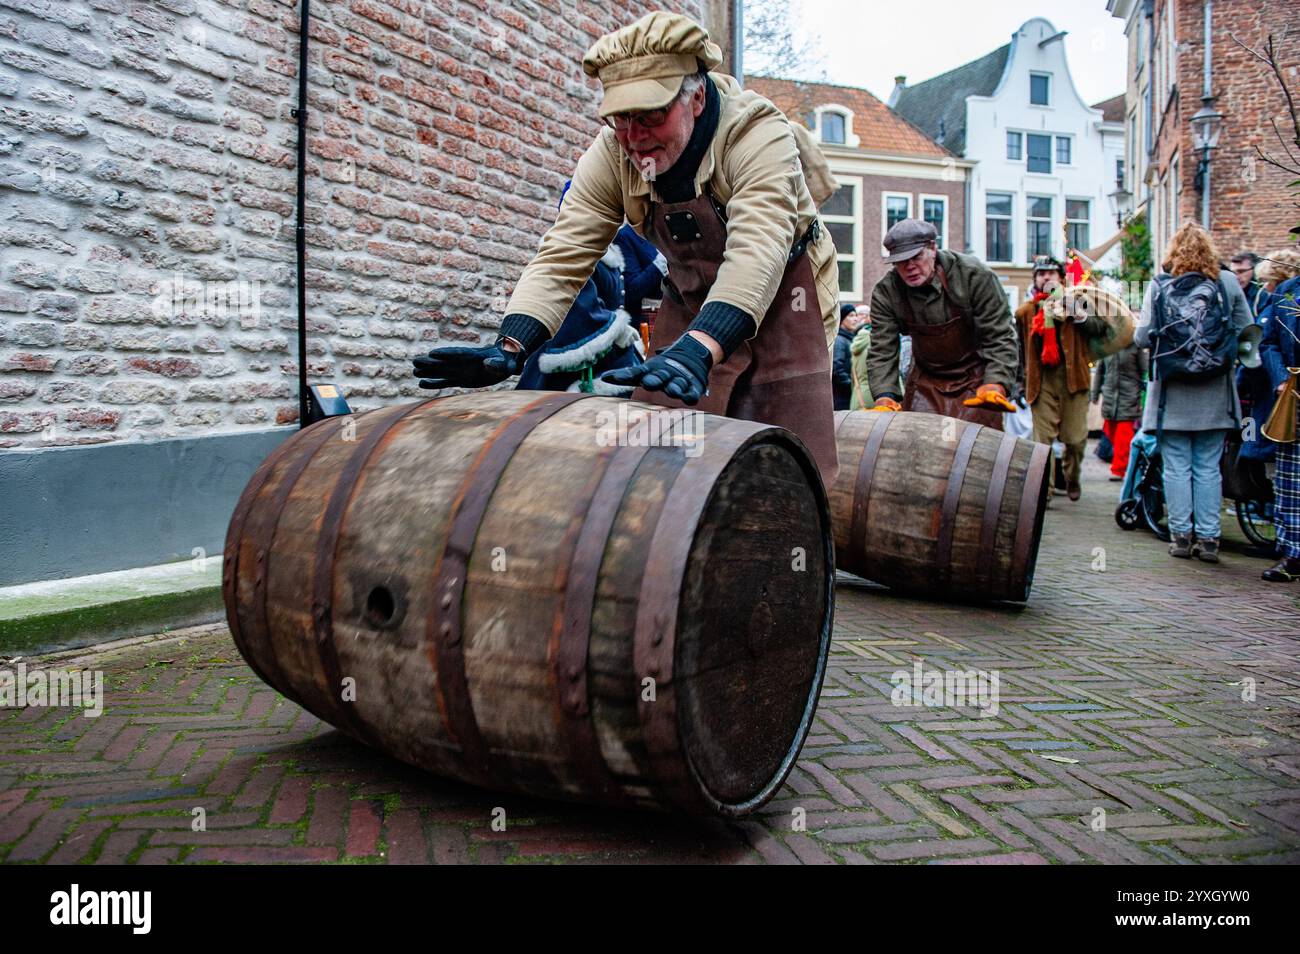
1112,0,1298,266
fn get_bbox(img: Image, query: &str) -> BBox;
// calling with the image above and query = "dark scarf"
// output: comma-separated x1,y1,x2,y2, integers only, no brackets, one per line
654,74,720,203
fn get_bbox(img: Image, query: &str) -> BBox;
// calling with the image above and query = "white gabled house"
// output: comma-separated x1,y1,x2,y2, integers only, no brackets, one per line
890,17,1126,303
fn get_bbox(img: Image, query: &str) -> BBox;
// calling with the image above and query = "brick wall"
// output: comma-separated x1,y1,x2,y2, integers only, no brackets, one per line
0,0,707,448
1148,0,1298,263
1193,0,1298,258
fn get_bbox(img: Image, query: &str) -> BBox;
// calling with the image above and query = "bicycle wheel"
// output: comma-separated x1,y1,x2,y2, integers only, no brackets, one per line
1236,498,1278,549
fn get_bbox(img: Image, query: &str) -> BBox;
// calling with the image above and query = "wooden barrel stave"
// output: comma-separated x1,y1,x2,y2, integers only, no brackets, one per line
588,444,686,807
325,400,499,776
226,393,832,815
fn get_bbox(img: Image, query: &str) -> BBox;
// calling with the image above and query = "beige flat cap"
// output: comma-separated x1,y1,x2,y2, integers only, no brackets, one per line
582,11,723,118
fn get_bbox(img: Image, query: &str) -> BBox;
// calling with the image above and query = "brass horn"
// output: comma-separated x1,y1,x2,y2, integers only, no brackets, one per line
1262,367,1300,444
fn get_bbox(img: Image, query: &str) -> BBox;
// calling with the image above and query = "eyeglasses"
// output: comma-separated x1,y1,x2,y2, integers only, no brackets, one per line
603,104,674,132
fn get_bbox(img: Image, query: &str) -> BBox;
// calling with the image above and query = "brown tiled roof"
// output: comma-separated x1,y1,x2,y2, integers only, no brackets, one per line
744,75,954,158
1093,94,1126,123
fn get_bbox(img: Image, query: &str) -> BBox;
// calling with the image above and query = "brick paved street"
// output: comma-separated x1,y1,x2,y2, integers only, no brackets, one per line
3,454,1299,865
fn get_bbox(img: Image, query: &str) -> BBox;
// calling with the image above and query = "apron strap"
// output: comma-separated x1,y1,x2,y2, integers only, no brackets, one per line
934,265,965,321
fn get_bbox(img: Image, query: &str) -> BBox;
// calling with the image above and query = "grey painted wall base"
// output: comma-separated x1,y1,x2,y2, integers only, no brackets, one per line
0,587,225,657
0,428,293,586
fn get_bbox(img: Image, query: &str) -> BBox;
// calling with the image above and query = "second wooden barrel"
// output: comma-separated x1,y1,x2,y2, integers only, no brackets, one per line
830,410,1050,603
224,391,833,816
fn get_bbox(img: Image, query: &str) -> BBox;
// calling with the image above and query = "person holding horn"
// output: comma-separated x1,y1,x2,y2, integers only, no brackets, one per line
1014,254,1107,501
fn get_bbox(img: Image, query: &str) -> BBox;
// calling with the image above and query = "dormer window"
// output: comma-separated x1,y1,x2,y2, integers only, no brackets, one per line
810,105,859,147
822,112,846,144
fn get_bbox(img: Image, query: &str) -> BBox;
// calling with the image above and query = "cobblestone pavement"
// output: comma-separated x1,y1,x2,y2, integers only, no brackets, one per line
3,455,1299,864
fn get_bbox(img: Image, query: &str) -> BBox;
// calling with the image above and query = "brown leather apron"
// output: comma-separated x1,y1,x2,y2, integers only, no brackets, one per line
898,266,1004,431
632,189,839,485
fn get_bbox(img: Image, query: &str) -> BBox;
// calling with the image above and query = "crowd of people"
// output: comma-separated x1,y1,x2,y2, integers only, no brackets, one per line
408,12,1300,586
836,226,1300,579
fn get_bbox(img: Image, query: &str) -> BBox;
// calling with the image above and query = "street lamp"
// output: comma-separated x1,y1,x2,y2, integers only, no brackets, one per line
1108,183,1132,229
1190,95,1223,227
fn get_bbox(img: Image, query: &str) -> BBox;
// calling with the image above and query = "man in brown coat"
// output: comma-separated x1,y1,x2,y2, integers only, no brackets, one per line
1014,256,1104,500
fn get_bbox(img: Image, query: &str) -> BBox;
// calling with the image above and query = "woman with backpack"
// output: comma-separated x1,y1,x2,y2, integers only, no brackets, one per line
1135,224,1253,563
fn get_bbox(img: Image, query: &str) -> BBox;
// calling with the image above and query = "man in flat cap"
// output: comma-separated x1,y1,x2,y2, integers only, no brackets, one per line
411,11,839,484
866,219,1020,429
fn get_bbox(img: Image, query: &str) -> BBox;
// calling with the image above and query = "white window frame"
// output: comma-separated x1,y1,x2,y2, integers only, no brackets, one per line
813,104,860,148
1006,130,1023,161
1065,197,1090,251
985,191,1015,265
1026,194,1054,262
919,193,948,249
881,192,912,248
1029,71,1052,107
1025,132,1053,174
823,177,862,301
1171,152,1181,233
1055,135,1072,166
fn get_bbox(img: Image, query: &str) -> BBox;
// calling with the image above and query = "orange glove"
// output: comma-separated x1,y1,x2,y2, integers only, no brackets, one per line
962,383,1016,412
869,396,902,412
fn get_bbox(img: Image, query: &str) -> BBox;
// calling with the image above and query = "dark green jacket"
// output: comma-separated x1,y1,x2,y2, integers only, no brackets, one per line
866,249,1020,400
1090,340,1148,422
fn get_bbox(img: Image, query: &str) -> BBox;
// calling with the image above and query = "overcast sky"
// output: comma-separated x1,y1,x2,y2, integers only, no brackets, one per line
759,0,1129,106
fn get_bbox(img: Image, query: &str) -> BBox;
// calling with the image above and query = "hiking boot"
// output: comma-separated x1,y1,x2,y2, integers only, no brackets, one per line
1193,537,1220,563
1262,557,1300,582
1067,482,1081,501
1169,534,1194,558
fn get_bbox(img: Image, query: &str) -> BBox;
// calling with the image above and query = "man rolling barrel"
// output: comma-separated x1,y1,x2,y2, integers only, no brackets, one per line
866,219,1020,429
410,11,839,485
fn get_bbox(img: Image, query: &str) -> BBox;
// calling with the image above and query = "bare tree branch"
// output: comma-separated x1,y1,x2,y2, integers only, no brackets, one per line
744,0,826,85
1271,118,1300,171
1253,140,1299,178
1229,31,1300,151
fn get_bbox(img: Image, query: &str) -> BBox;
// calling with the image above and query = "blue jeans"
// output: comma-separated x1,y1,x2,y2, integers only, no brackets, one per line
1160,429,1227,538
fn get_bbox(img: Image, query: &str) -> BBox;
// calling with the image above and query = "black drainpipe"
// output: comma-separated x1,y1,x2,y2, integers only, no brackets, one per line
292,0,310,427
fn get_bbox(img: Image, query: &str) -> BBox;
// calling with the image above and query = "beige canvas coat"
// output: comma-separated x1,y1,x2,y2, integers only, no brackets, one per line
504,73,840,346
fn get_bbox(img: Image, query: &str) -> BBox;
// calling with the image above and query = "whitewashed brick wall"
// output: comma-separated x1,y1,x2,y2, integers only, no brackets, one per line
0,0,707,447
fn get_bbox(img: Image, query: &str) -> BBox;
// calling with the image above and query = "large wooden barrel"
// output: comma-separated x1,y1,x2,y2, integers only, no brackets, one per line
830,410,1050,603
223,391,833,816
